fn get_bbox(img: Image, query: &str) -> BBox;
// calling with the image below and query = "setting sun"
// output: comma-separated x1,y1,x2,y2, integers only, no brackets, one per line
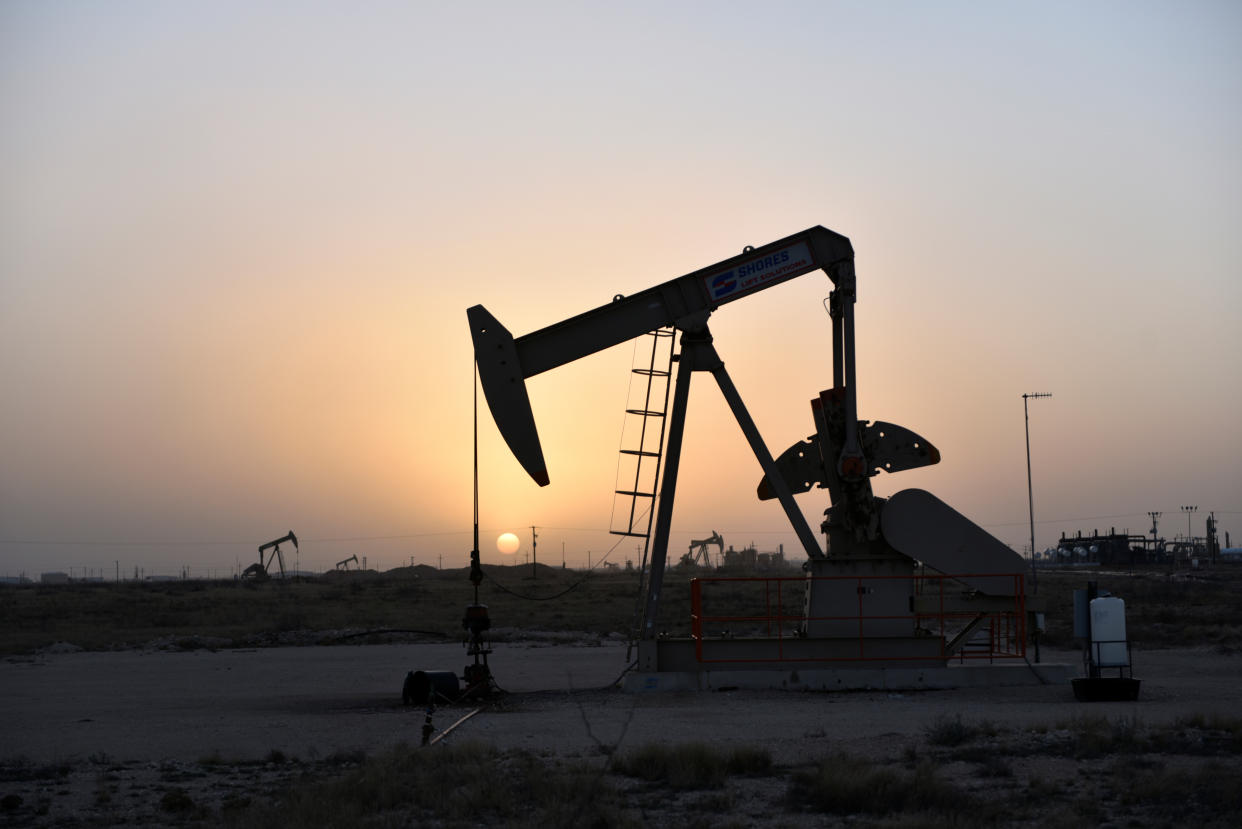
497,532,520,555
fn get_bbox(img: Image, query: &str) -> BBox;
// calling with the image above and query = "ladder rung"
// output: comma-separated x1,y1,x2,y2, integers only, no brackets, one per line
611,327,672,552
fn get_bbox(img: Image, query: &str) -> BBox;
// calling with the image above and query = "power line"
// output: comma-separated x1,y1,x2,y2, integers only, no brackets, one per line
978,513,1149,529
0,529,474,547
5,510,1238,549
980,510,1242,530
483,528,629,602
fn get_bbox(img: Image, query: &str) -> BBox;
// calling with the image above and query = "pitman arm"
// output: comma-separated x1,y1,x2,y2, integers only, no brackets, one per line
468,226,855,485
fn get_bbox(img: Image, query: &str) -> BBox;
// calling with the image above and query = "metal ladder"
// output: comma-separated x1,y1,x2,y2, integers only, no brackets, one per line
610,328,675,542
611,328,675,659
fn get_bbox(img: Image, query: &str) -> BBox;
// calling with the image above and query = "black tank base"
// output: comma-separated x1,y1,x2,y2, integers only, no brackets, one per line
402,670,461,705
1072,677,1141,702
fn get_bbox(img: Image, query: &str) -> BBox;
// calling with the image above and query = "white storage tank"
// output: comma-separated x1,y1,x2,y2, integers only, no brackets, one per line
1089,596,1128,667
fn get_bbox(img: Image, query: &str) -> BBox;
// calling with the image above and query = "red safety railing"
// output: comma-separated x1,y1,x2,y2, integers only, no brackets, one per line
689,573,1027,664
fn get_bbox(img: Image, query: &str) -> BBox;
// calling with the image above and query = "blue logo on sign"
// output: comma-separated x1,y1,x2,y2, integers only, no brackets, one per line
711,270,737,297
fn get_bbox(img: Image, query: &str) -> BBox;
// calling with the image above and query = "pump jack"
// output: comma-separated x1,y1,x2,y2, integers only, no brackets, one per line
470,226,1044,678
243,531,297,579
685,532,725,569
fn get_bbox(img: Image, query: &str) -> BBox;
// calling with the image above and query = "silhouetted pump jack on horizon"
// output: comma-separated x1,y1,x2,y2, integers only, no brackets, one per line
242,530,298,579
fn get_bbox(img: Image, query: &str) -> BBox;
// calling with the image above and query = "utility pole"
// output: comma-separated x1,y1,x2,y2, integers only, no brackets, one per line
530,525,538,579
1181,505,1198,565
1207,512,1218,564
1148,511,1161,561
1023,392,1052,594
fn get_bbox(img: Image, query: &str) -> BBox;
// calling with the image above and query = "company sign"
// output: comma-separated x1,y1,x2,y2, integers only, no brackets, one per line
702,241,814,302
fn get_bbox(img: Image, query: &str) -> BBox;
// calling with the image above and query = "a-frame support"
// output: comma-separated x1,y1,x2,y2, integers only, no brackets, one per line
640,325,824,639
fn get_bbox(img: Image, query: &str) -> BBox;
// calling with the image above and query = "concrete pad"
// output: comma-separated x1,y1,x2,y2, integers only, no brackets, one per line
622,662,1075,693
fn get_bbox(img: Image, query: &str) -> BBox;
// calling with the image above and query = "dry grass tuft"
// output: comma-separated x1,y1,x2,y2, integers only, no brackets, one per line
613,742,773,790
923,713,979,747
224,740,635,829
787,752,986,822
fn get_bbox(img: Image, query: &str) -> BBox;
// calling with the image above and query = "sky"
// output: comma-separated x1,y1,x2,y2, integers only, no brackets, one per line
2,1,1240,578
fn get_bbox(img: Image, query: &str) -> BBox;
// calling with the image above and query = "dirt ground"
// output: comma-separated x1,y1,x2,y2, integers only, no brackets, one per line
4,640,1239,763
2,639,1240,826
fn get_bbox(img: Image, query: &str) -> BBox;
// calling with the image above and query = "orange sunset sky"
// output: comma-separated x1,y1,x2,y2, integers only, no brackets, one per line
2,1,1239,577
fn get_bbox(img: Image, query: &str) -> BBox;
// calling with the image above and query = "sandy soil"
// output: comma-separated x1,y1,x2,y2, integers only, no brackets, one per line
2,640,1240,826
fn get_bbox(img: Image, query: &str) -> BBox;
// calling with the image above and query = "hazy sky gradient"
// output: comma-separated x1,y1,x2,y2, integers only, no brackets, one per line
3,1,1239,576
